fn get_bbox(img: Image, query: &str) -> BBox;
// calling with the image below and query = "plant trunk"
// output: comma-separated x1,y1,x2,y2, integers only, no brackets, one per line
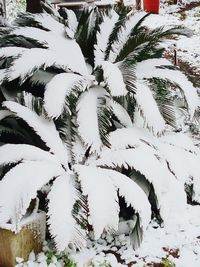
26,0,43,13
0,211,46,267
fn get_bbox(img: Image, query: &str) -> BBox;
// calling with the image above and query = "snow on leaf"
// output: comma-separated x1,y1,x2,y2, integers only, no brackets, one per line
135,82,166,135
0,144,59,166
0,47,27,59
2,101,69,168
108,127,157,151
108,169,151,230
109,100,133,127
136,58,199,118
94,10,119,66
65,9,78,33
0,161,63,230
74,164,119,239
44,73,88,118
30,13,65,36
76,86,107,152
6,48,87,83
47,174,86,251
108,11,147,62
159,132,197,153
12,27,53,47
96,144,186,221
11,27,89,76
101,61,127,96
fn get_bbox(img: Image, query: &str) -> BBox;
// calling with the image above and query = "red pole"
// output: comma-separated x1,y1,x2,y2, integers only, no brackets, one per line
143,0,160,14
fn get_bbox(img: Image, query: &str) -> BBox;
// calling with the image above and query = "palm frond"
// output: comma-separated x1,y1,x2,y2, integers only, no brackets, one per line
108,11,148,63
0,160,62,230
101,61,127,96
74,164,119,239
94,9,119,66
14,13,65,36
74,164,151,241
149,78,176,128
135,82,166,135
136,58,199,118
0,144,59,166
44,73,88,119
109,100,133,127
75,7,99,66
48,173,86,251
2,101,69,167
76,86,111,152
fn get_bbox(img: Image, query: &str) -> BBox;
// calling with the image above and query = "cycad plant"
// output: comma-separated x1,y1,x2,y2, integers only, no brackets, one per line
0,5,199,251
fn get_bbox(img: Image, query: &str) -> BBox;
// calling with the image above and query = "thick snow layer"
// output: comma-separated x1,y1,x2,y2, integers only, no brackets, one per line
44,73,87,118
2,101,69,168
94,10,119,66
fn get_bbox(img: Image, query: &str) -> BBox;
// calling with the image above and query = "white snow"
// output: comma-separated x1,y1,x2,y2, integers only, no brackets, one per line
135,81,166,135
2,101,69,168
44,73,88,118
47,174,86,251
94,10,119,66
101,61,128,96
76,86,107,152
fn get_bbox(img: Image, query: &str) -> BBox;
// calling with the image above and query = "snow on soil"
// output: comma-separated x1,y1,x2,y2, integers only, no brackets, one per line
143,2,200,71
15,206,200,266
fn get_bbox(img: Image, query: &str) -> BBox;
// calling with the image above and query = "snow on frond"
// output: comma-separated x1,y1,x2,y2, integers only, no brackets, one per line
96,145,168,201
48,174,86,251
29,13,65,36
108,127,157,151
2,101,69,168
0,144,59,166
109,100,133,127
101,61,127,96
96,144,187,220
6,48,61,83
74,164,119,239
30,70,55,85
160,132,197,153
0,161,63,231
12,27,54,47
44,73,88,118
135,82,166,135
76,86,107,152
0,110,12,120
109,170,151,229
6,48,87,83
108,12,147,63
94,10,119,66
71,137,86,164
0,69,7,84
0,47,27,59
11,28,88,76
136,59,199,118
65,9,78,33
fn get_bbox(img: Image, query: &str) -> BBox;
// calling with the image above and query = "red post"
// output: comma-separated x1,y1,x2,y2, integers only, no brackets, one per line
143,0,160,14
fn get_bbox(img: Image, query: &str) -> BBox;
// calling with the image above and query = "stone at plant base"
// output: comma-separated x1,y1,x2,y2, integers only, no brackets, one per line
0,211,46,267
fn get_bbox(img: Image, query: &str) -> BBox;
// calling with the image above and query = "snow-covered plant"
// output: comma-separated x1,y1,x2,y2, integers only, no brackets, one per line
0,5,199,251
6,0,26,19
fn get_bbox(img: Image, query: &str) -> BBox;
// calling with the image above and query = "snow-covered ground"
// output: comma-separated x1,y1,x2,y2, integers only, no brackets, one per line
16,206,200,266
144,1,200,71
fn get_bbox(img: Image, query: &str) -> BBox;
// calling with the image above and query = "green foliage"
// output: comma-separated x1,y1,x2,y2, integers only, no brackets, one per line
161,258,175,267
45,250,77,266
